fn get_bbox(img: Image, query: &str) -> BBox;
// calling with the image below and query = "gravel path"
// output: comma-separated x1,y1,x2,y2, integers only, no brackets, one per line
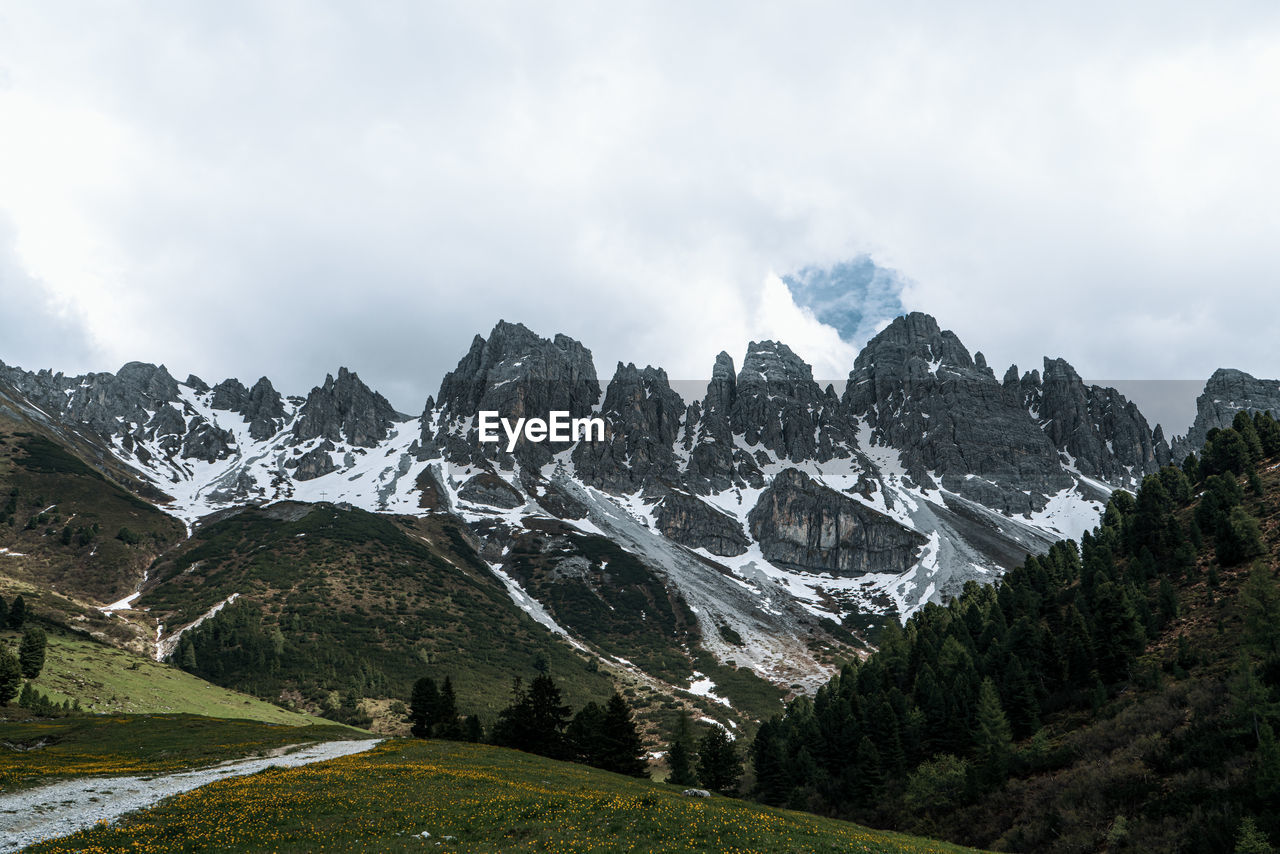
0,738,382,853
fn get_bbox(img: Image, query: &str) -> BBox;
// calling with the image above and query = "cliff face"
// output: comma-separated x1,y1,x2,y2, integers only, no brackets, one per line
748,468,926,578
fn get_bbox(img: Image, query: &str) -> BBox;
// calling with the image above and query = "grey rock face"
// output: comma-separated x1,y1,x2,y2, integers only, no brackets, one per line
1173,368,1280,459
457,471,525,509
210,378,250,412
290,442,338,480
685,352,739,493
747,468,925,577
572,363,684,492
425,320,601,469
293,367,404,448
1037,358,1169,479
182,420,237,463
654,488,749,556
0,361,197,453
730,340,854,464
243,378,287,440
844,313,1071,513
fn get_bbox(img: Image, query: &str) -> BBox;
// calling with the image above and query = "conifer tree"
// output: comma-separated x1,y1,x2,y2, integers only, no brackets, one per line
1235,817,1276,854
974,677,1013,789
697,724,741,795
436,676,461,739
1218,507,1265,566
18,626,46,679
853,735,884,800
7,595,26,630
667,709,698,787
0,647,20,706
566,701,606,765
408,676,439,738
599,693,648,777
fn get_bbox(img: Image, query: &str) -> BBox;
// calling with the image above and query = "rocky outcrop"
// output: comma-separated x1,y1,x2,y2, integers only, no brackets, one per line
573,363,684,492
844,313,1071,513
293,367,404,448
425,320,600,469
730,341,854,464
1036,358,1169,479
1173,368,1280,459
289,442,337,480
211,376,287,440
654,489,749,556
747,469,925,577
685,352,739,492
457,471,525,509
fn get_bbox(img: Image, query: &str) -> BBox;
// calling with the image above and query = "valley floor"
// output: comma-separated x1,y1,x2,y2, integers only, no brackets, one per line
9,734,986,854
0,738,381,853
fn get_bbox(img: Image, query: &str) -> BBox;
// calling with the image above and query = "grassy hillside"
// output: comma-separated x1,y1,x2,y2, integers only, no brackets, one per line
21,738,986,853
140,503,621,722
0,714,356,792
0,424,186,606
3,626,330,724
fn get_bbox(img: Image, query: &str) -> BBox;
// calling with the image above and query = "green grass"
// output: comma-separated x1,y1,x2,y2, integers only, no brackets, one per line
6,628,331,724
0,714,357,792
22,739,987,853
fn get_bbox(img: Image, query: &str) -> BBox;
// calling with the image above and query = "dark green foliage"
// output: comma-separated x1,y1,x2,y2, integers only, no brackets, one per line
492,674,572,761
599,693,648,778
148,506,616,719
0,647,20,705
15,435,105,479
666,709,698,787
1218,507,1265,566
114,526,141,545
1203,427,1253,478
565,701,606,765
973,678,1012,789
747,411,1280,850
697,724,741,795
16,682,75,717
7,595,26,630
565,694,648,777
19,625,46,679
409,677,441,738
1236,817,1276,854
405,675,464,739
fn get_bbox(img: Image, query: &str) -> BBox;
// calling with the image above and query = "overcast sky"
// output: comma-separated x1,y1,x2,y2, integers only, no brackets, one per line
1,2,1278,435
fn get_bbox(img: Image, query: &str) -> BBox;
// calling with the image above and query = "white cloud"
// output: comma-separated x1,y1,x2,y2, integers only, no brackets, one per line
0,3,1277,411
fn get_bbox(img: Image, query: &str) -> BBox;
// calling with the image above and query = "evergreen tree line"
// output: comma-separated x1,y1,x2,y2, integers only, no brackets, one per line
1,598,48,707
408,672,650,778
746,411,1280,848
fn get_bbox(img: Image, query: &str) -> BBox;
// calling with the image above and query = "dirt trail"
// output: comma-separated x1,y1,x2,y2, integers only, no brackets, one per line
0,738,381,852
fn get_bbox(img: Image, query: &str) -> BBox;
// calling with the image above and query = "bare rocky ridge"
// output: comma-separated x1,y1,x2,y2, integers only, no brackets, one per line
844,312,1074,513
292,367,405,448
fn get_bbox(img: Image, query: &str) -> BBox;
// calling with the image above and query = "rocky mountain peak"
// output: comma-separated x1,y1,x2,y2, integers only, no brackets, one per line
854,311,975,375
845,314,1069,512
425,321,601,467
292,367,404,448
115,362,181,403
572,362,685,492
730,341,854,467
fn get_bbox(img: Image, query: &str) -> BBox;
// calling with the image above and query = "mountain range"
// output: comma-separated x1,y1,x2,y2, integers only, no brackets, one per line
3,311,1279,704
